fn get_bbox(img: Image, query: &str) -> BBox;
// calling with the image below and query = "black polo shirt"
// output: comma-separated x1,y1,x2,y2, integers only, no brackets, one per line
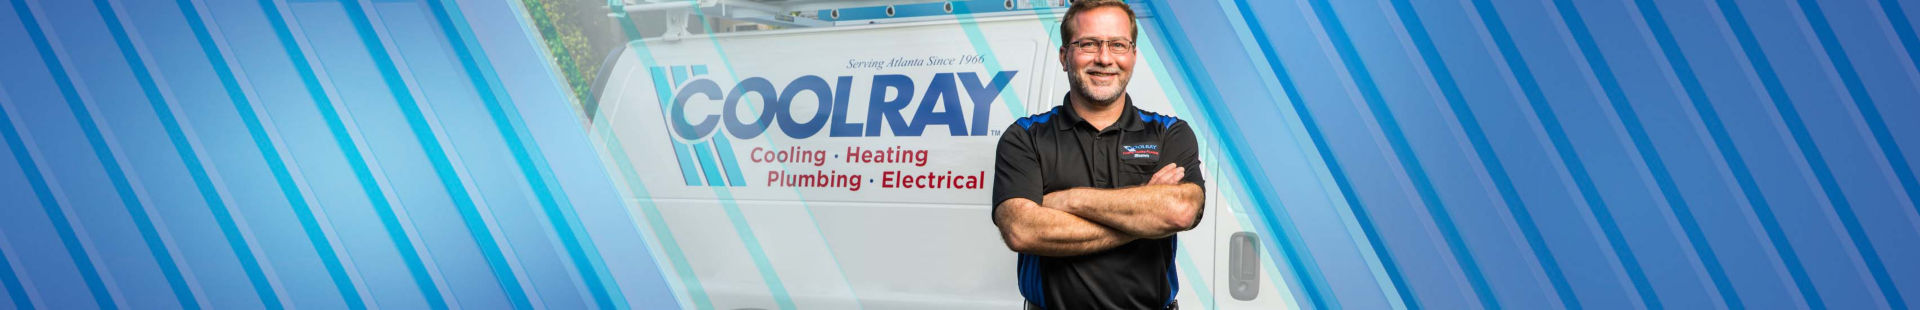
992,95,1205,309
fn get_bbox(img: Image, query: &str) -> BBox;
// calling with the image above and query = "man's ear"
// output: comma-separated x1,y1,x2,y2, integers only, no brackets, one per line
1058,47,1069,72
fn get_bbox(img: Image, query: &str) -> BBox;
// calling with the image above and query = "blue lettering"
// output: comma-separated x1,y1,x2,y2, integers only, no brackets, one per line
669,71,1018,140
671,79,723,140
908,73,967,136
778,75,833,139
960,71,1017,136
866,74,915,137
724,77,779,139
828,76,863,137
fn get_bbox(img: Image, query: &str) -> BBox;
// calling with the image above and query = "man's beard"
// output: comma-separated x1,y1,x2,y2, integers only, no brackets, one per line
1068,65,1129,104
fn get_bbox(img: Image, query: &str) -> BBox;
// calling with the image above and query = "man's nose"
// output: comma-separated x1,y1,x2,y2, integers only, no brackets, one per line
1094,49,1118,66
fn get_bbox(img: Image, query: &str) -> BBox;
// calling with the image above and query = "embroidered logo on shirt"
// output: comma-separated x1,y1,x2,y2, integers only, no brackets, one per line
1121,144,1160,160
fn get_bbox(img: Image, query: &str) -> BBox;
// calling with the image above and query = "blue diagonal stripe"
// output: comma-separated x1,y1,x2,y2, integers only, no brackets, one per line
608,8,715,306
1385,0,1579,307
0,235,28,310
648,66,706,186
1301,0,1503,307
13,0,188,308
0,53,116,310
1466,0,1662,307
331,0,532,307
1548,0,1742,308
1630,0,1822,307
1787,0,1909,307
173,0,302,306
419,0,626,307
255,0,384,306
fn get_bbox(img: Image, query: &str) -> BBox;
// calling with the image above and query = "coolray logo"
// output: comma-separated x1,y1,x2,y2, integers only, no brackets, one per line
666,69,1019,141
650,65,747,187
1122,144,1159,159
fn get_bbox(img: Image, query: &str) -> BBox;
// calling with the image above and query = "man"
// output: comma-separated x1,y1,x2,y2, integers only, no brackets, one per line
991,1,1206,309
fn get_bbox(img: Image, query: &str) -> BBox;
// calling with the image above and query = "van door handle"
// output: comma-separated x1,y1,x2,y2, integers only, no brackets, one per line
1229,231,1260,301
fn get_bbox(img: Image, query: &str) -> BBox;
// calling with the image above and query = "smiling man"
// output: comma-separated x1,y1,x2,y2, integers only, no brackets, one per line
990,1,1206,309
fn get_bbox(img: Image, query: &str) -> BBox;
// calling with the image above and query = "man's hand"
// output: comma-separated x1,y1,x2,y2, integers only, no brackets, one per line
1149,163,1186,186
1038,163,1204,239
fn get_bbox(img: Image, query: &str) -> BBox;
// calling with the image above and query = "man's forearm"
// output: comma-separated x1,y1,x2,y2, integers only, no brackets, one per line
994,199,1138,257
1044,183,1204,239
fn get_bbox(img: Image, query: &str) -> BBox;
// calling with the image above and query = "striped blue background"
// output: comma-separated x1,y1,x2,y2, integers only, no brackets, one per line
0,0,678,308
1145,0,1920,309
1,0,1917,309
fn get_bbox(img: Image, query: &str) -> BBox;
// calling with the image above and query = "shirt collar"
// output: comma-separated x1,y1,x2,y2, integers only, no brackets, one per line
1054,93,1145,132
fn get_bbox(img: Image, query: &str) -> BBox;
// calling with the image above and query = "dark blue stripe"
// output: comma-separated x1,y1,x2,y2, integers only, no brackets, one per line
255,0,379,306
1843,0,1920,217
1205,1,1346,308
1630,0,1822,307
1789,0,1909,307
173,0,295,307
13,0,168,308
329,0,532,307
0,11,117,308
1885,0,1920,97
98,0,249,307
1385,0,1579,307
1302,0,1502,307
418,0,623,306
0,237,29,310
1467,0,1661,307
1549,0,1741,308
1710,0,1867,307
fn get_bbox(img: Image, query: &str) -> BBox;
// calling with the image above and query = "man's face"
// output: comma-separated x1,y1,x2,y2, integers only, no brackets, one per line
1061,7,1135,104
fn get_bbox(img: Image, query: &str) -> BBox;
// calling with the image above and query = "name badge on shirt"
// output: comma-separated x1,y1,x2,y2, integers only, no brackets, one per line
1121,143,1160,161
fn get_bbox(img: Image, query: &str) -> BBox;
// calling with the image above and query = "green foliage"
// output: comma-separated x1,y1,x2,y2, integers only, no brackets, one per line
523,0,598,104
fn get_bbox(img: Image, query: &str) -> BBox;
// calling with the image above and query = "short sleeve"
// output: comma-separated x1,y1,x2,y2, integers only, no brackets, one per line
1164,120,1205,189
992,123,1045,211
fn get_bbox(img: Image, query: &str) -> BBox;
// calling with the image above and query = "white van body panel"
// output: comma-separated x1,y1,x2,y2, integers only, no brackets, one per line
591,13,1286,310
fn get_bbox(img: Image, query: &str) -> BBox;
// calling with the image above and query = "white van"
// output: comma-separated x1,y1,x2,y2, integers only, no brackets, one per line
587,9,1289,310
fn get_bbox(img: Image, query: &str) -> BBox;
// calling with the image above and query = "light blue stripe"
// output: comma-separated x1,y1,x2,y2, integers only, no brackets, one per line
1467,0,1660,307
709,137,747,187
0,98,106,310
331,0,533,307
1136,6,1317,308
592,104,710,309
678,4,843,307
686,65,747,187
1787,0,1908,307
608,8,714,306
255,0,386,306
949,5,1026,118
11,1,161,307
89,0,215,307
1383,0,1580,307
171,0,290,307
0,235,28,310
690,142,728,186
1174,242,1215,310
418,0,625,306
1630,0,1812,307
1707,0,1841,308
1304,0,1506,307
1551,0,1744,308
1160,1,1347,308
670,66,729,186
647,66,706,186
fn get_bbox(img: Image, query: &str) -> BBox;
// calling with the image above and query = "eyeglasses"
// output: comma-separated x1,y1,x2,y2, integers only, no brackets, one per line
1067,39,1135,54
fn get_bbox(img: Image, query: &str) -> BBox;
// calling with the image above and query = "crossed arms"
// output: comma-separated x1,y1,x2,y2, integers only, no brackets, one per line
993,164,1205,257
